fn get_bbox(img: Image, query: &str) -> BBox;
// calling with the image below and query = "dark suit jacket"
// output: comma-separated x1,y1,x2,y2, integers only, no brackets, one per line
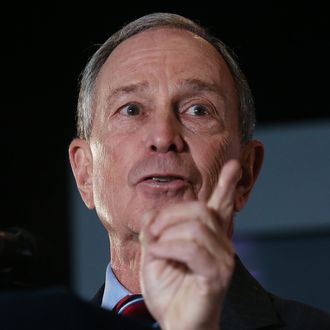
0,287,150,330
92,256,330,329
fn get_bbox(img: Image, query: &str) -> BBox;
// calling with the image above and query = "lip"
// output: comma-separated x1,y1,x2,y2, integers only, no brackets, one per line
137,173,188,191
128,155,202,195
138,173,185,184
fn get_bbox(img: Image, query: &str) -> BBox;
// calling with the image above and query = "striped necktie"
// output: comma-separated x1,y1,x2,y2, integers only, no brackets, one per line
114,294,156,326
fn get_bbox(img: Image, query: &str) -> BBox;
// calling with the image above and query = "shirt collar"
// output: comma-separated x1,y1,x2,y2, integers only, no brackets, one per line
101,263,130,310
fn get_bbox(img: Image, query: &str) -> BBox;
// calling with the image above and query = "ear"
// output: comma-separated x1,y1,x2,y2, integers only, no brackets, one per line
68,138,95,209
234,140,264,212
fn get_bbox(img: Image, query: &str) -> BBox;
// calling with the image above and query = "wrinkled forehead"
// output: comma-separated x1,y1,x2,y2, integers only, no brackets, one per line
97,28,236,95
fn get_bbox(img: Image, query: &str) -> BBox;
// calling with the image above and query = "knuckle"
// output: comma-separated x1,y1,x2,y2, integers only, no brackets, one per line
188,241,200,259
191,221,205,236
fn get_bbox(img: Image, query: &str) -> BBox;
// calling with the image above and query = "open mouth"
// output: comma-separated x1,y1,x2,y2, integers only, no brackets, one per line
138,175,186,190
146,176,183,183
138,174,188,196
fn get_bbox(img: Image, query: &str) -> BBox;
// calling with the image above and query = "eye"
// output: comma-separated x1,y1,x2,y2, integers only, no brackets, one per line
185,104,209,116
120,103,141,116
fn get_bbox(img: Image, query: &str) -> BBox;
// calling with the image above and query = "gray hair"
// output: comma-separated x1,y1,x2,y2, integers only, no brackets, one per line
76,12,256,144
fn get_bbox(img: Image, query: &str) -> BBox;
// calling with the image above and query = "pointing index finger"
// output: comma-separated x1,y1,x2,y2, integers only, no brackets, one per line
207,159,242,220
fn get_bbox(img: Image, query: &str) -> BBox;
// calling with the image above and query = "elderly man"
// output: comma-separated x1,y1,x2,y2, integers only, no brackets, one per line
69,12,330,330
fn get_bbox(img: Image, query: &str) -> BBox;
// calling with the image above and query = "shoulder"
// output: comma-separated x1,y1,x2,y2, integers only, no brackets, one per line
269,293,330,330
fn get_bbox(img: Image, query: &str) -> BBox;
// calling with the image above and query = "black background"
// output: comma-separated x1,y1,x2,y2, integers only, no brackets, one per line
1,2,329,289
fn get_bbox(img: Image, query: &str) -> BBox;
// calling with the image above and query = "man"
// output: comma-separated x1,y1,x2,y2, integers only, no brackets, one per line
69,12,330,329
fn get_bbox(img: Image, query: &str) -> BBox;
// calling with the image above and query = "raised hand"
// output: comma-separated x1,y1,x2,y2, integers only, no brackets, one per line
139,159,242,330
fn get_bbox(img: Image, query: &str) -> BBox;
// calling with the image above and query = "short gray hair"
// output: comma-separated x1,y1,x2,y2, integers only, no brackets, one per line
76,12,256,144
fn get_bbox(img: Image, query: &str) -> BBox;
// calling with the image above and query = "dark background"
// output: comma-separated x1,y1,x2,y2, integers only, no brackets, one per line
1,2,329,290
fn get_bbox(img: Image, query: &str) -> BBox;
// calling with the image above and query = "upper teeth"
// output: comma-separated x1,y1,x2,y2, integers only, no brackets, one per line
152,177,171,182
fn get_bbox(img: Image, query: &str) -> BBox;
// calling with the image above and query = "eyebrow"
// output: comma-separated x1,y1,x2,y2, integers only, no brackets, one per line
107,81,150,102
176,78,221,95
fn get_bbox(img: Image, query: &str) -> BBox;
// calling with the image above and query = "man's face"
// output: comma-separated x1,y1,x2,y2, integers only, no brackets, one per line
88,28,241,238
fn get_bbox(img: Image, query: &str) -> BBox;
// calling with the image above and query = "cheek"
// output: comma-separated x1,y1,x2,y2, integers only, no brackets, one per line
90,138,124,206
91,130,140,195
90,143,112,213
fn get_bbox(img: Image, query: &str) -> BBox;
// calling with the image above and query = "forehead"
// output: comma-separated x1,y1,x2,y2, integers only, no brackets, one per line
97,27,236,91
108,27,222,66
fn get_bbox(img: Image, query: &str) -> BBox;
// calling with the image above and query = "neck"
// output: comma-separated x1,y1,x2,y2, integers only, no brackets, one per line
109,233,142,293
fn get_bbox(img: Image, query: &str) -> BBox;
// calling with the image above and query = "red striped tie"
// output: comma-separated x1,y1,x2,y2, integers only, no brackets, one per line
114,294,156,326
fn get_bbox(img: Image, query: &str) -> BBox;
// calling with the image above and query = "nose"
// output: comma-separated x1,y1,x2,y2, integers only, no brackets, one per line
145,111,184,153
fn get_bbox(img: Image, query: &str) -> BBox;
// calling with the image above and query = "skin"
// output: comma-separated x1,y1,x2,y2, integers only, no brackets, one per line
140,160,242,330
69,27,264,330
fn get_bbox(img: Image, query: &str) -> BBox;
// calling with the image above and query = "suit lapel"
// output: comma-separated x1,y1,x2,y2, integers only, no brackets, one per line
221,255,283,329
91,283,105,306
